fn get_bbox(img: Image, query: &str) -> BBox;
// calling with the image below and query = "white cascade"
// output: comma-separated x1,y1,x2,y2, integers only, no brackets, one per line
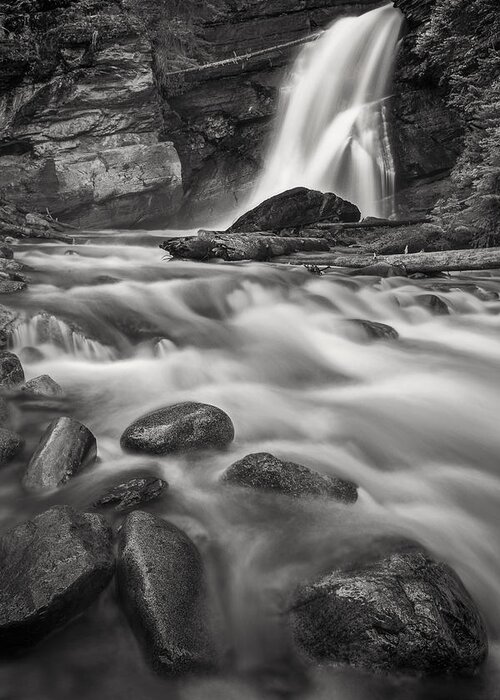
251,4,403,218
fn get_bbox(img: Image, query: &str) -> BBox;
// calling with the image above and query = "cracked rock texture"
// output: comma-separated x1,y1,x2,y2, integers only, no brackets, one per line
289,540,488,675
0,0,181,228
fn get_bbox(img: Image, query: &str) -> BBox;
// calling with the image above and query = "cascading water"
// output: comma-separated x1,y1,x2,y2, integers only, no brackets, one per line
251,4,403,218
2,233,500,700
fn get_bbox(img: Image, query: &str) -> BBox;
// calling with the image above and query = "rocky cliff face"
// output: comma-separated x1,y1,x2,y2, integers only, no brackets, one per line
0,0,181,228
0,0,495,234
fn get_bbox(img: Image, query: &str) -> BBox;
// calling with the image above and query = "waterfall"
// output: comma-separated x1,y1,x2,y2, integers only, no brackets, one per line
251,4,403,219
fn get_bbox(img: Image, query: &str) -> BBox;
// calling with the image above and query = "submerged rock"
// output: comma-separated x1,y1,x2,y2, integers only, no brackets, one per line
117,511,214,675
22,416,97,490
22,374,64,398
418,294,449,315
94,476,168,512
0,351,24,387
229,188,360,232
289,540,487,675
121,402,235,456
221,452,358,503
347,319,399,341
0,506,114,650
0,427,23,465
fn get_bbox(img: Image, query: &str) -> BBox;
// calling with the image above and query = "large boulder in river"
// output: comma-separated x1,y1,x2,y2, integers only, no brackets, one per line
0,506,114,650
0,428,23,466
289,540,487,675
0,351,24,387
222,453,357,504
22,416,97,491
117,511,215,675
228,188,361,232
120,402,235,456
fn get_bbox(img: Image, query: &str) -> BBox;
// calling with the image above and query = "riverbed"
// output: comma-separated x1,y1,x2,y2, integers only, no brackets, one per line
0,230,499,700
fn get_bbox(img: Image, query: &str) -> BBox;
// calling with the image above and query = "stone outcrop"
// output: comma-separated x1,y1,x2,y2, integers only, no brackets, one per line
228,188,360,232
121,402,235,456
289,539,488,675
0,506,114,651
0,0,182,228
23,416,97,490
222,452,358,503
94,476,168,512
117,511,214,675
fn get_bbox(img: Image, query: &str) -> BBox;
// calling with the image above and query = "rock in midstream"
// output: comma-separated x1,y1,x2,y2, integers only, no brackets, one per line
346,319,399,341
228,187,361,232
0,506,114,651
22,416,97,490
120,401,235,456
0,351,24,387
221,452,358,504
93,476,168,512
417,294,449,315
117,511,215,675
289,539,488,675
0,427,23,466
22,374,64,398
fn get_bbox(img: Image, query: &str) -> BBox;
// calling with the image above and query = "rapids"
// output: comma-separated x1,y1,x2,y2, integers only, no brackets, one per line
0,231,499,699
251,5,403,219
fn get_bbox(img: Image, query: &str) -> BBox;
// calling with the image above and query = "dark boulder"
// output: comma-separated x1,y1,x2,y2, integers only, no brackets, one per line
22,374,64,398
221,452,357,504
229,188,360,233
346,319,399,341
0,351,24,387
22,416,97,491
117,511,214,675
417,294,449,315
120,401,234,456
289,540,487,675
0,506,114,650
0,427,23,466
94,476,168,512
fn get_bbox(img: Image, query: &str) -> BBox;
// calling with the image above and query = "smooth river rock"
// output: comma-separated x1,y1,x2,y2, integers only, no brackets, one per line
0,428,23,466
94,476,168,512
222,453,358,503
120,402,235,456
289,540,488,675
0,351,24,387
117,511,214,675
229,188,361,232
22,416,97,491
0,506,114,650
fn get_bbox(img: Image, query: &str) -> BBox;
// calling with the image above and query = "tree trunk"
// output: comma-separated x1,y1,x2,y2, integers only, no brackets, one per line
162,234,330,261
273,248,500,273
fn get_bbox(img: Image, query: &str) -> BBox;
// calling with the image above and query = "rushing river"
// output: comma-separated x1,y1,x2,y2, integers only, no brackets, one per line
1,231,500,699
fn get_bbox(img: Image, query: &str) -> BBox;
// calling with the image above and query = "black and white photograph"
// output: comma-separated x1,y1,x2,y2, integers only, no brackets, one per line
0,0,498,698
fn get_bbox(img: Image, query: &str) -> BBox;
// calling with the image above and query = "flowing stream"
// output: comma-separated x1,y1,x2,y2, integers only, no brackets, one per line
0,232,500,699
251,4,403,218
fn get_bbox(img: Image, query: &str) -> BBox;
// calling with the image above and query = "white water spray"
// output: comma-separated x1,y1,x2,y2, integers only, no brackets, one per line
252,4,403,218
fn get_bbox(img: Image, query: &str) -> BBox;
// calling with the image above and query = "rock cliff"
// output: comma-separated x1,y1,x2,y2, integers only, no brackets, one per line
0,0,496,234
0,0,181,228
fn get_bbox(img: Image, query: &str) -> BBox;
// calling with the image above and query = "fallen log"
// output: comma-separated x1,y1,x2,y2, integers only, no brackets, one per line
312,217,430,230
161,234,330,261
272,247,500,273
197,228,335,240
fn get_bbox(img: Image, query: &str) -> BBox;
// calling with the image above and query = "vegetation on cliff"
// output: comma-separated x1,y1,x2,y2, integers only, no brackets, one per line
414,0,500,244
